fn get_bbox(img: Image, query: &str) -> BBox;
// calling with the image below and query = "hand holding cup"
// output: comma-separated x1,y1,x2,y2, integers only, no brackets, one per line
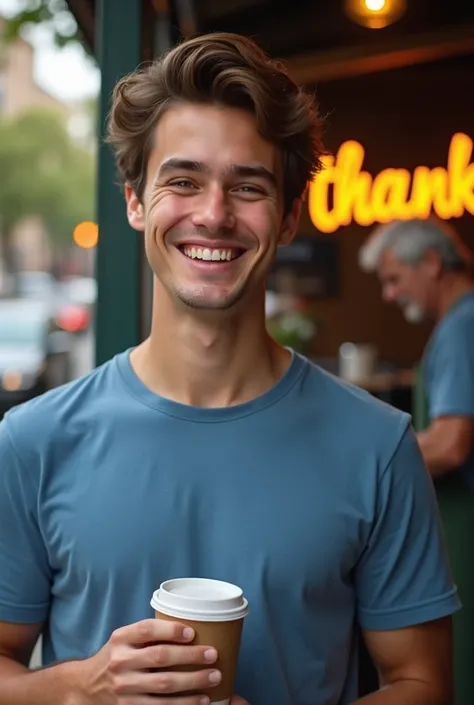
74,617,223,704
151,577,249,705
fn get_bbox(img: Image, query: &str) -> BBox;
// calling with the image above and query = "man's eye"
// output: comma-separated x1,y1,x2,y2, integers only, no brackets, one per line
171,180,195,189
236,185,263,194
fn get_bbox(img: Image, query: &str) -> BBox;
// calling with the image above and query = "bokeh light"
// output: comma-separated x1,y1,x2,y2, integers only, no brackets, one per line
365,0,386,12
73,221,99,248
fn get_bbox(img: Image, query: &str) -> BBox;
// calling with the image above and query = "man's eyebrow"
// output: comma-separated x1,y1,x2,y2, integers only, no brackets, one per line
227,164,277,188
156,159,277,188
157,159,210,177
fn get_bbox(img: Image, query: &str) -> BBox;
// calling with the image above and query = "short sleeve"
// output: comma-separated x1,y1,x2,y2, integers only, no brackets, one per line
427,325,474,419
355,425,461,630
0,418,52,623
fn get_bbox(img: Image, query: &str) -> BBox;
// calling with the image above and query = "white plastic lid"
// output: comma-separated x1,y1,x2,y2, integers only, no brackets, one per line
150,578,249,622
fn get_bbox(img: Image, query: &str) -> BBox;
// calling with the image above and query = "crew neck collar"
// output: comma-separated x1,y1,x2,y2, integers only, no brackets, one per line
115,347,307,423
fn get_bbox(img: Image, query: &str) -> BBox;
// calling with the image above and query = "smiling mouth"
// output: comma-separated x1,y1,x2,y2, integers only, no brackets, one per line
178,245,244,262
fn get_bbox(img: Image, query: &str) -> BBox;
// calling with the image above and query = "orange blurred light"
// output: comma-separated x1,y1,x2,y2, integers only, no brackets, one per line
56,305,90,333
345,0,406,29
73,221,99,249
365,0,385,10
3,370,22,392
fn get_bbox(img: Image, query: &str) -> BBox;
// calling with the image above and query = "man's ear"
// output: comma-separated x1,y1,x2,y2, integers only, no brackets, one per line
125,184,145,232
278,199,302,247
422,248,443,279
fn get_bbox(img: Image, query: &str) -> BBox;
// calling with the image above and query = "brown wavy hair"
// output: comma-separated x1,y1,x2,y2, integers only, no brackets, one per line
106,32,326,213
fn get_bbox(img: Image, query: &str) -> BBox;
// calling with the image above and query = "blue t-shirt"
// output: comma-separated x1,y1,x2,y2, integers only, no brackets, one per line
0,350,460,705
422,291,474,489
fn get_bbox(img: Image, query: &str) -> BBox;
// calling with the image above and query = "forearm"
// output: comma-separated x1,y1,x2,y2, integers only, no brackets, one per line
354,680,448,705
416,431,458,477
0,655,80,705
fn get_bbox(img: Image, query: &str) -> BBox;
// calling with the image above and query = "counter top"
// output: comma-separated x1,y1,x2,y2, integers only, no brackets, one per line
354,368,416,392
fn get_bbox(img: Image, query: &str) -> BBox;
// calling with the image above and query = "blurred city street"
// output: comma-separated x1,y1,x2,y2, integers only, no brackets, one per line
0,273,96,420
71,328,94,379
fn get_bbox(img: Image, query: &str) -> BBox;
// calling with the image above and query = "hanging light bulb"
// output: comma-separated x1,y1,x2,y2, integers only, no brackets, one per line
366,0,386,11
344,0,407,29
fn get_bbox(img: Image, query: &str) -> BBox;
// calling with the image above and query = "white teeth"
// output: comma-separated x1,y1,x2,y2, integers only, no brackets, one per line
182,247,238,262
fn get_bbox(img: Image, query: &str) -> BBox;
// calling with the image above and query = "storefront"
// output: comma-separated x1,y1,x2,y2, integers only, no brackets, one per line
300,54,474,368
65,0,474,367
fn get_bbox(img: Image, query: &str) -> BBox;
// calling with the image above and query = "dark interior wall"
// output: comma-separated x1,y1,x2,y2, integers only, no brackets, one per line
300,53,474,366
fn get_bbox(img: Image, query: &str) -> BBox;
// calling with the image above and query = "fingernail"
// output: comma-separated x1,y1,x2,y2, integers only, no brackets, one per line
204,648,218,662
183,627,194,640
200,698,210,705
208,670,222,684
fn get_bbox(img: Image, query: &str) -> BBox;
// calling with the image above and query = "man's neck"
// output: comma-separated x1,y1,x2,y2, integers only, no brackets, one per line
436,274,474,319
130,289,292,408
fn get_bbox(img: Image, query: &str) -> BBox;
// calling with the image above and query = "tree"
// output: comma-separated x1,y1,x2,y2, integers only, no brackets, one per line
1,0,87,51
0,107,96,276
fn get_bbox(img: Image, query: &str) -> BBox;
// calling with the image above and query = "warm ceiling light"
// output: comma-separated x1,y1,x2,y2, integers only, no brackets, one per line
365,0,386,10
345,0,407,29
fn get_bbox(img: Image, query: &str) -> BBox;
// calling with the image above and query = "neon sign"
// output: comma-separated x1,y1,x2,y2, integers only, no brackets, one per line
308,132,474,233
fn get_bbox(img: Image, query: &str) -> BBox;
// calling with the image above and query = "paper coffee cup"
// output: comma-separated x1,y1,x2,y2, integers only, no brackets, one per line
150,578,248,705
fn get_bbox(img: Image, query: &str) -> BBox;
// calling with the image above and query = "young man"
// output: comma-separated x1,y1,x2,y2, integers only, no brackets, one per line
0,34,460,705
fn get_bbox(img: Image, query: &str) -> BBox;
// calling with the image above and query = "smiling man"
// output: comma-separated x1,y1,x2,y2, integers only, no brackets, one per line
359,217,474,484
0,34,460,705
359,217,474,705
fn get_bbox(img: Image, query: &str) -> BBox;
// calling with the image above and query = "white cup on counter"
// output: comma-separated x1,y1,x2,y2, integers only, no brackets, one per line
339,343,377,384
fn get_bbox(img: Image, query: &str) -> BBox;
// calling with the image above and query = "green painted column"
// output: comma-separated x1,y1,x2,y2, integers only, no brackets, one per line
94,0,143,366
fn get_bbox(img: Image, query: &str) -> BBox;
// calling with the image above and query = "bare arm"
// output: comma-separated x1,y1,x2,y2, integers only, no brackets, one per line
355,617,453,705
417,416,474,477
0,621,82,705
0,618,227,705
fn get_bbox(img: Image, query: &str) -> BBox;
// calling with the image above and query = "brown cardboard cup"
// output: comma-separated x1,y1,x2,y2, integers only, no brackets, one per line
150,578,248,705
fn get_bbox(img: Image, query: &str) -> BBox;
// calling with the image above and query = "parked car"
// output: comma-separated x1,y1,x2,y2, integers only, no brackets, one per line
57,276,96,334
16,270,58,300
0,299,72,417
16,271,94,336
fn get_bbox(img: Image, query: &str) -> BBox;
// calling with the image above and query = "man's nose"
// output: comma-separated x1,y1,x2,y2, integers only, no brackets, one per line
191,186,235,233
382,284,398,303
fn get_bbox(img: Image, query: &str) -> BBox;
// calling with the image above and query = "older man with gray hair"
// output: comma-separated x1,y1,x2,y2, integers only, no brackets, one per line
359,217,474,483
360,217,474,705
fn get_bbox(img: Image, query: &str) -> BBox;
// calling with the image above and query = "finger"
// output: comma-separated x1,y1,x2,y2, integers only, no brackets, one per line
127,643,218,670
131,696,210,705
111,619,195,647
124,667,222,695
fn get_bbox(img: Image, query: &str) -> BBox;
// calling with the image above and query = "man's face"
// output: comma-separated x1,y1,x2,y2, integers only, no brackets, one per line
126,103,300,312
377,248,438,323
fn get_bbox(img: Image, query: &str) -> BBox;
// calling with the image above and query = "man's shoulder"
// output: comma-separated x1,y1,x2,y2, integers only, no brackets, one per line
434,293,474,340
300,357,411,455
303,357,410,420
427,297,474,366
3,353,123,456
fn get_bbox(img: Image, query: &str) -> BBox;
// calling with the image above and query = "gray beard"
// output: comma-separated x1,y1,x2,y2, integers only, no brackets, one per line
400,300,425,324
